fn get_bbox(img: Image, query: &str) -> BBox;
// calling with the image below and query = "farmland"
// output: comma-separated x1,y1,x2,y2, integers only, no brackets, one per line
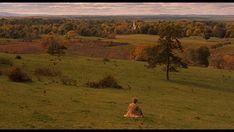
0,34,234,59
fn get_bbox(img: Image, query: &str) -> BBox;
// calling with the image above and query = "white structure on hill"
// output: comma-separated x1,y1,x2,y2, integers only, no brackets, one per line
133,20,137,30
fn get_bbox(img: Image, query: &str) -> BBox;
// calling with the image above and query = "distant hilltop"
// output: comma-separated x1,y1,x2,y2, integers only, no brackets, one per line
0,12,234,21
0,12,20,16
0,12,47,17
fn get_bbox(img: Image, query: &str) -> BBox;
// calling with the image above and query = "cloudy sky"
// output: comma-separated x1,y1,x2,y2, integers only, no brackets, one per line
0,3,234,15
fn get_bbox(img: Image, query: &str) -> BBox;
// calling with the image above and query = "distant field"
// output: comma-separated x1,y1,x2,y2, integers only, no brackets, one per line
106,34,159,46
0,53,234,129
211,44,234,55
0,34,234,57
0,38,24,45
108,34,234,55
80,34,234,51
108,34,234,49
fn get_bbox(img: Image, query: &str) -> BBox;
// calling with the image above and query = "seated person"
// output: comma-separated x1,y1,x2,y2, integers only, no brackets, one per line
124,97,143,118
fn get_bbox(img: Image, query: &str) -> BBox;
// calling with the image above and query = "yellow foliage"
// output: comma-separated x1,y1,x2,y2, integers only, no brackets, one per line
41,32,67,48
65,30,77,40
130,46,150,61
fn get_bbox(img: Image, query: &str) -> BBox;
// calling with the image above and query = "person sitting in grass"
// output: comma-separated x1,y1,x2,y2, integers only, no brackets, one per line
124,97,144,118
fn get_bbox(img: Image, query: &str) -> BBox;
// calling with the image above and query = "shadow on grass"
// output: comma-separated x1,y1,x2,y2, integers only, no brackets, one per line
32,111,54,123
169,79,234,93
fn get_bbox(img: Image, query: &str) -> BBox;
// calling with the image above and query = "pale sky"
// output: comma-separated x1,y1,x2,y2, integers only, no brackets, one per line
0,3,234,15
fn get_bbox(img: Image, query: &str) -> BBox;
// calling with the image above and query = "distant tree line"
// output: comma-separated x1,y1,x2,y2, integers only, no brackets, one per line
0,18,234,40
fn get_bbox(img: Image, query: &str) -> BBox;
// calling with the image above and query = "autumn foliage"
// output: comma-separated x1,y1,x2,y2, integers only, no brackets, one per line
41,32,68,56
130,46,150,61
210,54,234,70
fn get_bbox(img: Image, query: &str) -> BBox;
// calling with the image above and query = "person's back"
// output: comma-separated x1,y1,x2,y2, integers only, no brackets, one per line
124,97,143,118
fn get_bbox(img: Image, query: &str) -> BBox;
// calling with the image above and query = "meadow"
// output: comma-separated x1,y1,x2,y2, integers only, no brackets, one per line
0,52,234,129
1,34,234,58
1,8,234,130
84,34,234,55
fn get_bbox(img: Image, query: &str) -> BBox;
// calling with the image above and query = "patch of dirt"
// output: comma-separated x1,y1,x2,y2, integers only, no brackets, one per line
0,41,45,54
0,40,133,60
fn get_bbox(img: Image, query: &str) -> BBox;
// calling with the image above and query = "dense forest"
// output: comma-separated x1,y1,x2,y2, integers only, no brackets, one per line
0,17,234,40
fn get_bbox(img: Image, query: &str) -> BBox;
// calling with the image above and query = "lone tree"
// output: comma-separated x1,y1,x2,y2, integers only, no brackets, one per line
41,32,67,56
146,23,187,81
41,32,68,72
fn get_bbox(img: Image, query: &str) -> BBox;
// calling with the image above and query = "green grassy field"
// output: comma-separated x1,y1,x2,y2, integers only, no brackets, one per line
0,52,234,129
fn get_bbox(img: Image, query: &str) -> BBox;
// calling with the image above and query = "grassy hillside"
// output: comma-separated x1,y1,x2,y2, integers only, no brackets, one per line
0,52,234,129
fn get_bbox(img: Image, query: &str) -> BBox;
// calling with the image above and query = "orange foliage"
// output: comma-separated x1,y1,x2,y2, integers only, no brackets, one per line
223,54,234,67
130,46,150,61
210,54,234,70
